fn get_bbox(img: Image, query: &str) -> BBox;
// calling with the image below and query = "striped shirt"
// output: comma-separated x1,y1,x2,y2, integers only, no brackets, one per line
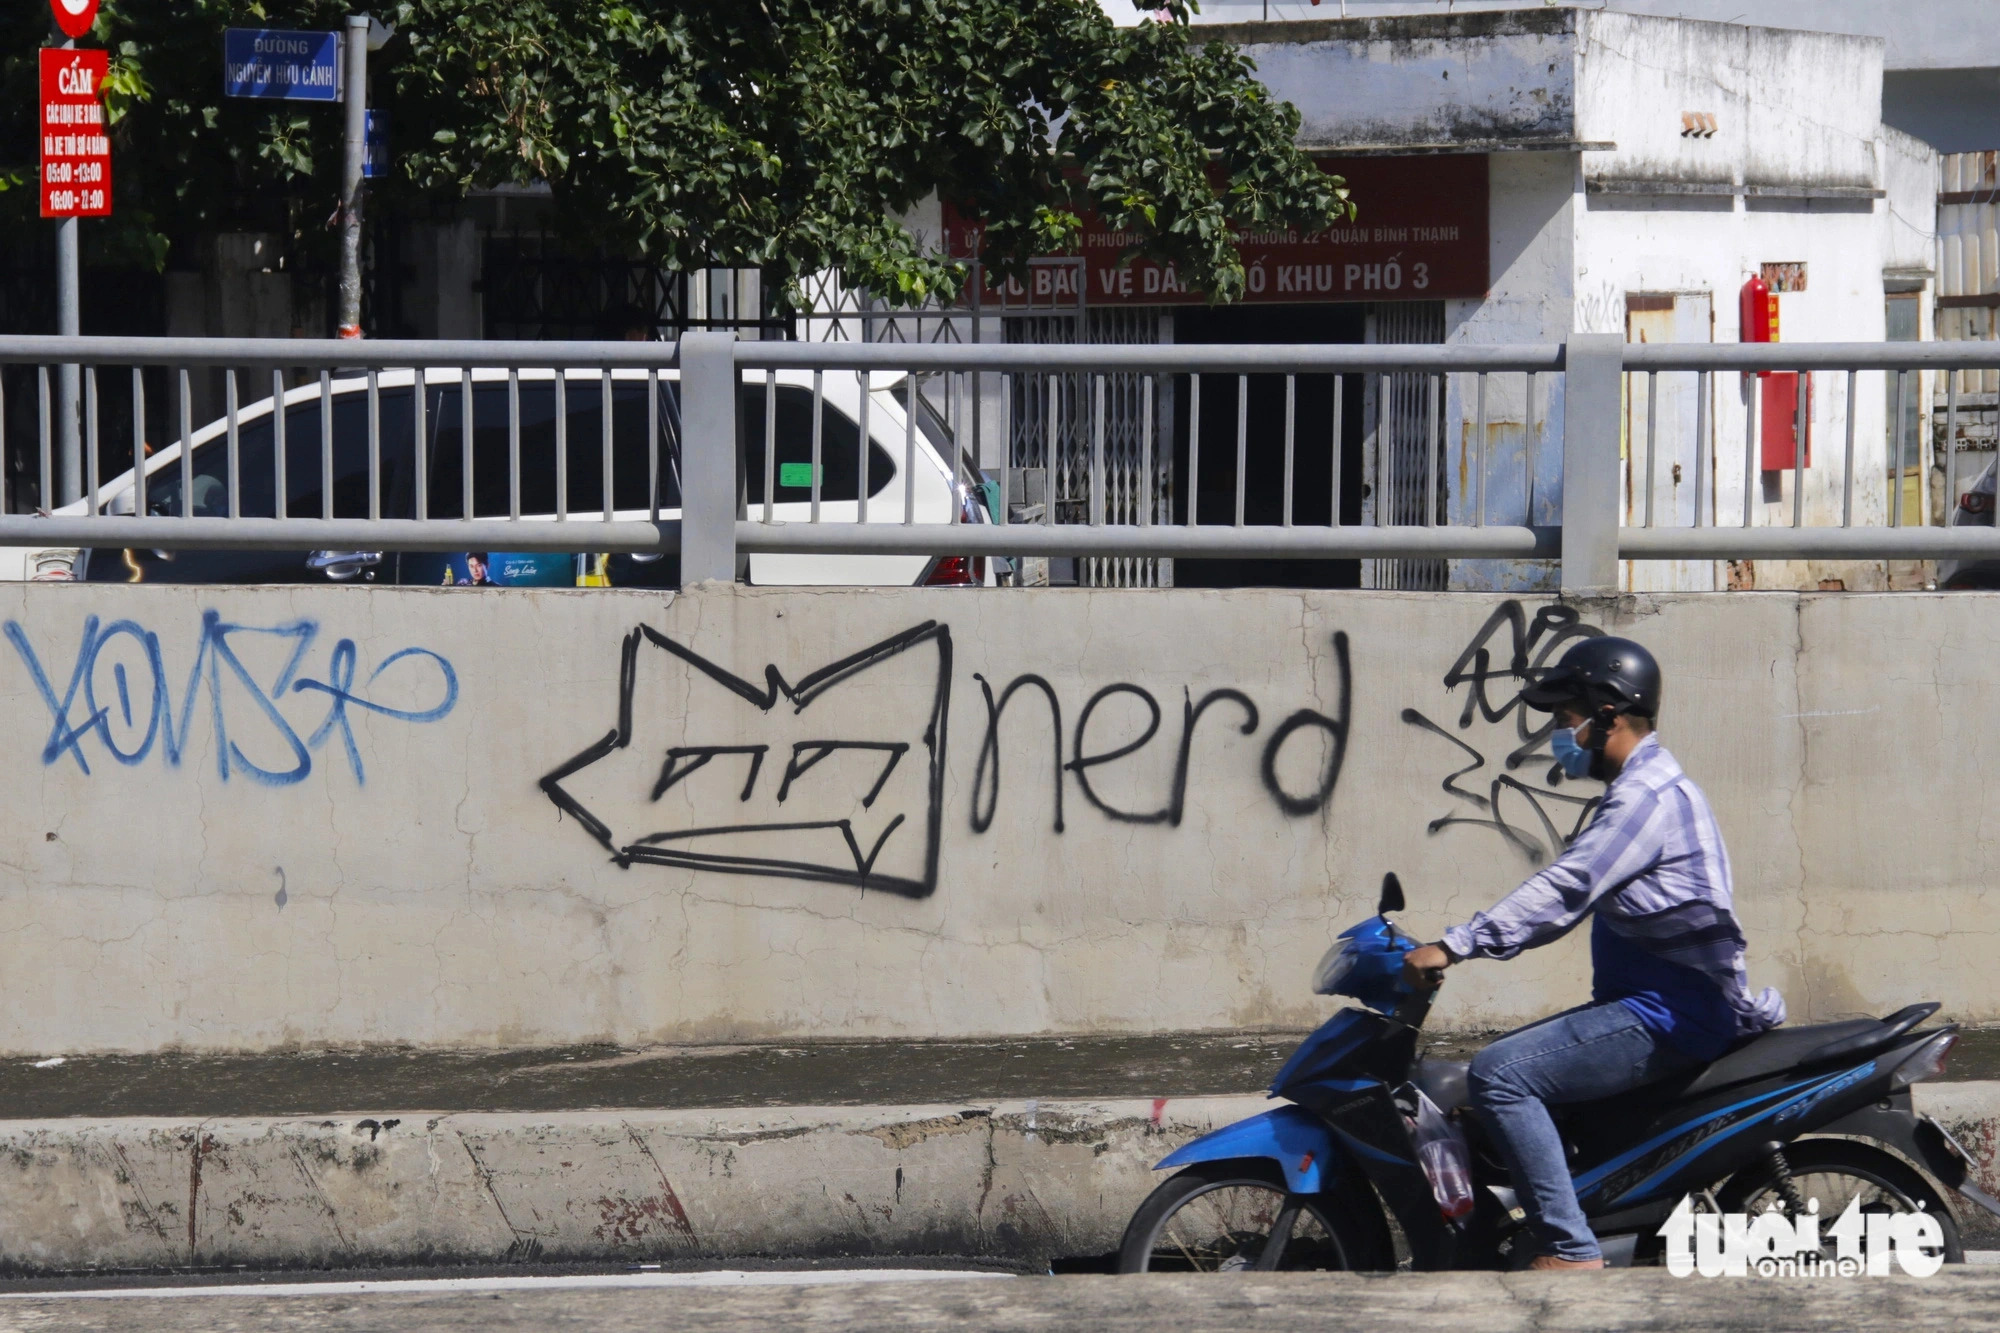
1441,734,1785,1055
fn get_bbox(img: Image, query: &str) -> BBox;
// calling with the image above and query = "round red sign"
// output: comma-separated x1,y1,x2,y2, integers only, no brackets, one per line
50,0,99,40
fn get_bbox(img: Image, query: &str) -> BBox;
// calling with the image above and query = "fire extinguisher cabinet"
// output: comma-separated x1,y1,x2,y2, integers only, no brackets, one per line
1740,274,1806,470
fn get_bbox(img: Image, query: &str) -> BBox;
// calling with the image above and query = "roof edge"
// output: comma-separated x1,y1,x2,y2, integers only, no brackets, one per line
1196,8,1580,48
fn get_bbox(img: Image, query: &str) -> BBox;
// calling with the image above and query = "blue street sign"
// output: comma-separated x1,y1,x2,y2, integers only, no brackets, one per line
363,110,389,179
223,29,343,102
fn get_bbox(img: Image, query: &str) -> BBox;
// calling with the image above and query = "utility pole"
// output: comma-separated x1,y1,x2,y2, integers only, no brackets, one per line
336,14,368,338
54,21,80,505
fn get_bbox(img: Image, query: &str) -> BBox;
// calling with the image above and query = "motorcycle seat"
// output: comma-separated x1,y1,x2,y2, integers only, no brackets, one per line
1414,1056,1471,1113
1418,1005,1932,1113
1680,1018,1883,1096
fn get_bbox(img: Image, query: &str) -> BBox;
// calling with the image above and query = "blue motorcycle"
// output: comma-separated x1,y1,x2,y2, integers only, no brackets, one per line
1118,874,2000,1272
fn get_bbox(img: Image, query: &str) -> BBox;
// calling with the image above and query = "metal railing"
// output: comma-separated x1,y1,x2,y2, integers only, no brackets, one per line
0,336,685,557
715,336,1563,571
1615,341,1998,568
6,331,2000,595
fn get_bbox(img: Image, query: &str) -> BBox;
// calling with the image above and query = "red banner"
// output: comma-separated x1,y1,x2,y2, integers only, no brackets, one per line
40,47,111,219
944,155,1487,307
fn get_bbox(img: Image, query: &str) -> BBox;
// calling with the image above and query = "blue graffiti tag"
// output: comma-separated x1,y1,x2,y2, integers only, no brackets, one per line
5,610,458,786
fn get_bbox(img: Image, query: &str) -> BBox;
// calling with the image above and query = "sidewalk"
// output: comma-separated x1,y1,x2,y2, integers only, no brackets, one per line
6,1028,1997,1118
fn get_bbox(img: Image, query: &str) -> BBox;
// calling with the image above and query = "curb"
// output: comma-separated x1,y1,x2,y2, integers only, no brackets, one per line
0,1098,1256,1272
4,1083,1996,1272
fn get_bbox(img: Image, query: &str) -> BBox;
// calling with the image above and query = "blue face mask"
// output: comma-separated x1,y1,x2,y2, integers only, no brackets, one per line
1549,724,1594,779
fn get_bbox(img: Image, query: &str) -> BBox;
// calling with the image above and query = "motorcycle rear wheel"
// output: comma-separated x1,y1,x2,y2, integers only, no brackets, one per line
1717,1138,1964,1265
1116,1159,1392,1274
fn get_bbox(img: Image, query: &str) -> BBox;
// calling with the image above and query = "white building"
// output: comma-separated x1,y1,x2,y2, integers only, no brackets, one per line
1064,6,1940,591
1103,0,2000,153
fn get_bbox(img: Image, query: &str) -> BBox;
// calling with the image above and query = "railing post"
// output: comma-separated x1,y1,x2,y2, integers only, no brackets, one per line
1560,333,1624,597
678,331,740,585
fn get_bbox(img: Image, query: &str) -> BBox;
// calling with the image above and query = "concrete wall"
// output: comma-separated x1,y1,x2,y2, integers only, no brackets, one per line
1,583,1996,1055
1214,10,1580,150
1577,13,1882,195
1881,127,1942,278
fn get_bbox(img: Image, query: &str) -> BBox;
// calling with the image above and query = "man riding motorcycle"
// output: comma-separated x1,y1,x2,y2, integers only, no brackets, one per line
1401,637,1786,1271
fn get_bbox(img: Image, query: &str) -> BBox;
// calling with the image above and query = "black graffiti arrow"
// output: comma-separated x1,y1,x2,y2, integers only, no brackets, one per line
539,620,952,899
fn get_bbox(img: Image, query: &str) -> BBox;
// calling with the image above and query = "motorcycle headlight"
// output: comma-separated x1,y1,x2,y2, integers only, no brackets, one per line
1889,1031,1958,1091
1312,941,1358,996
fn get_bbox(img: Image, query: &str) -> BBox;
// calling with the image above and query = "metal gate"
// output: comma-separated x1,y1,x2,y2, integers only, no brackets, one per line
1366,301,1447,589
1005,306,1171,586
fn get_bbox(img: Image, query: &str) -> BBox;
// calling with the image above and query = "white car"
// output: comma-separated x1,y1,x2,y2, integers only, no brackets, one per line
1941,455,1999,590
8,367,991,588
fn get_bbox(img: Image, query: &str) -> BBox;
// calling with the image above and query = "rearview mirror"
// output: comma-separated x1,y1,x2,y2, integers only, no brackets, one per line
306,550,384,581
1377,872,1405,916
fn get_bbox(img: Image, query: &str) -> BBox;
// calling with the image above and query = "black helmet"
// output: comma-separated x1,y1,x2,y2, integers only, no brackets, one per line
1522,636,1662,720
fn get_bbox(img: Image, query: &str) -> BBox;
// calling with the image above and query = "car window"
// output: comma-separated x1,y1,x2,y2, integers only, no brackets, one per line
420,379,892,517
145,385,417,520
141,378,894,524
740,384,896,502
426,378,679,519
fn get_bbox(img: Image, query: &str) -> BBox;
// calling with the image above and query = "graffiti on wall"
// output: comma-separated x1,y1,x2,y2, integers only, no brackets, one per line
542,622,1352,897
4,598,1596,883
968,631,1353,834
4,610,458,786
542,621,952,899
1400,602,1602,863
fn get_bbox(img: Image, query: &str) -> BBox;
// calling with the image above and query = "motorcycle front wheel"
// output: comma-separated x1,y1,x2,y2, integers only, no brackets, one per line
1116,1159,1392,1274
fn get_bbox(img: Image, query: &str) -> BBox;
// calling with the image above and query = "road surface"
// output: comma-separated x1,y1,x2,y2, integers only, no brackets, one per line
4,1269,1999,1331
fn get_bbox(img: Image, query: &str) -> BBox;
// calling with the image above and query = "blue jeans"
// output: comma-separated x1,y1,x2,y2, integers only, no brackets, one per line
1468,1001,1700,1262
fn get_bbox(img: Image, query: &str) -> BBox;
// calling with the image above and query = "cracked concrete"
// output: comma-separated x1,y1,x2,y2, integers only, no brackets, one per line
0,584,1992,1057
0,1083,1994,1273
0,1098,1260,1271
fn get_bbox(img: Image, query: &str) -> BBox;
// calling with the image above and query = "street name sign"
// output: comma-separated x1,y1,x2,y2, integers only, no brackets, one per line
364,109,388,178
223,29,343,101
40,47,110,219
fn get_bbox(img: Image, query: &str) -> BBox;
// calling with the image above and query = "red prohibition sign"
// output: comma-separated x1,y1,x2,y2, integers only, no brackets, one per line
51,0,100,40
